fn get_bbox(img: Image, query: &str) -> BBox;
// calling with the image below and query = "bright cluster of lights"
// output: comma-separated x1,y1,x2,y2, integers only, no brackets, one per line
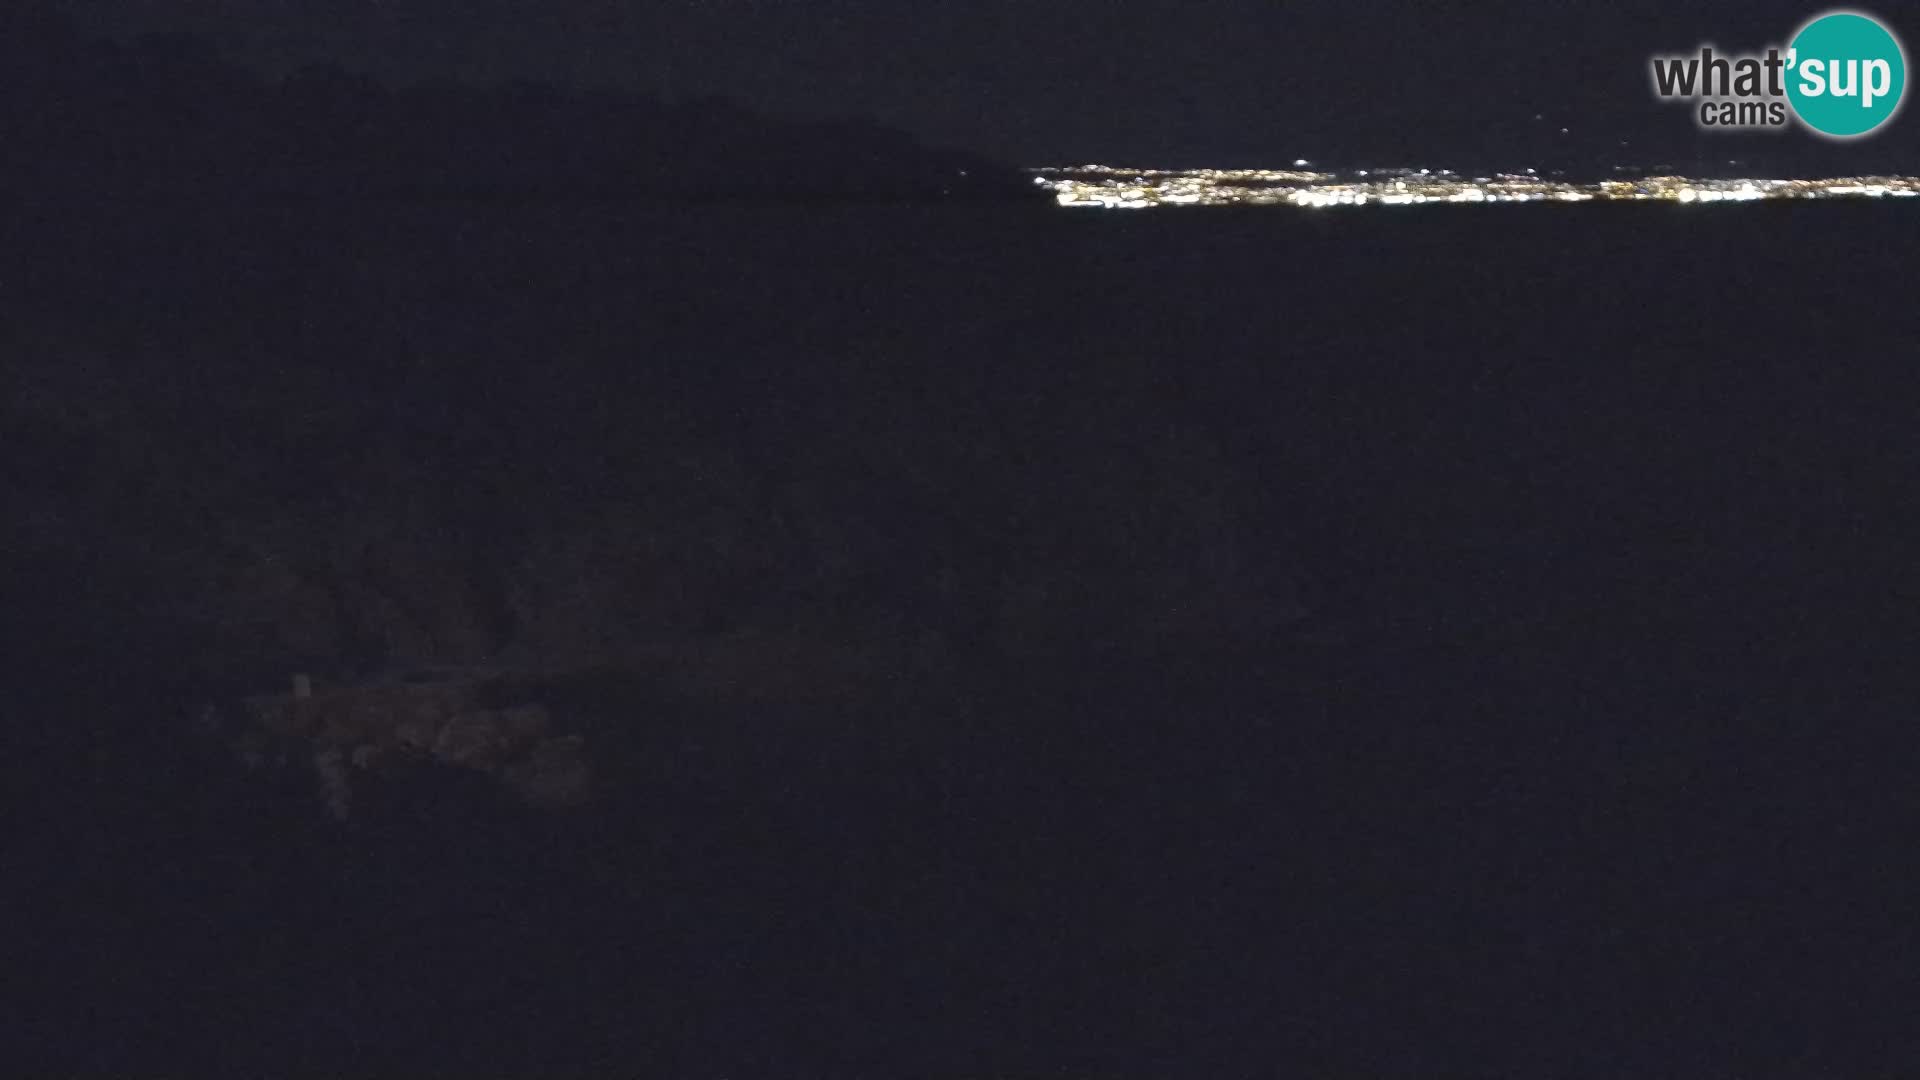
1675,185,1765,203
1035,166,1920,210
1035,164,1332,184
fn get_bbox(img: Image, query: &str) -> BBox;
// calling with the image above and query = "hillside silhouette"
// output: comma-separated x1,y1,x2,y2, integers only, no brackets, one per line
0,7,1037,204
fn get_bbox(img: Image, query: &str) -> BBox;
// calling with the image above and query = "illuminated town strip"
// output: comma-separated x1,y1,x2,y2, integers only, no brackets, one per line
1032,165,1920,209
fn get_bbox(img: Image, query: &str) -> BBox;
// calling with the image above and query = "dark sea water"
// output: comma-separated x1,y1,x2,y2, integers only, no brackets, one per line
7,198,1920,1073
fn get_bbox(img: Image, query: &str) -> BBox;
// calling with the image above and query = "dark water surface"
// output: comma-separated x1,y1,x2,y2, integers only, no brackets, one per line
8,199,1920,1073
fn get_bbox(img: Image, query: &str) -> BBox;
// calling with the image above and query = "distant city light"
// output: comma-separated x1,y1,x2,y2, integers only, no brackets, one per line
1029,164,1920,210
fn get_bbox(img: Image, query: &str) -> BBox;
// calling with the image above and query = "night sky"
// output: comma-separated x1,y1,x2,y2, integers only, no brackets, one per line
49,0,1910,168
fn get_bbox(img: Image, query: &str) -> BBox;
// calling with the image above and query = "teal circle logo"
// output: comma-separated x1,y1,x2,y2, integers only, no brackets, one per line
1786,11,1907,137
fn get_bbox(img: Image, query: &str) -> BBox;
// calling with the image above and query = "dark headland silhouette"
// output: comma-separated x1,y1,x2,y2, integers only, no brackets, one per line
0,7,1040,205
